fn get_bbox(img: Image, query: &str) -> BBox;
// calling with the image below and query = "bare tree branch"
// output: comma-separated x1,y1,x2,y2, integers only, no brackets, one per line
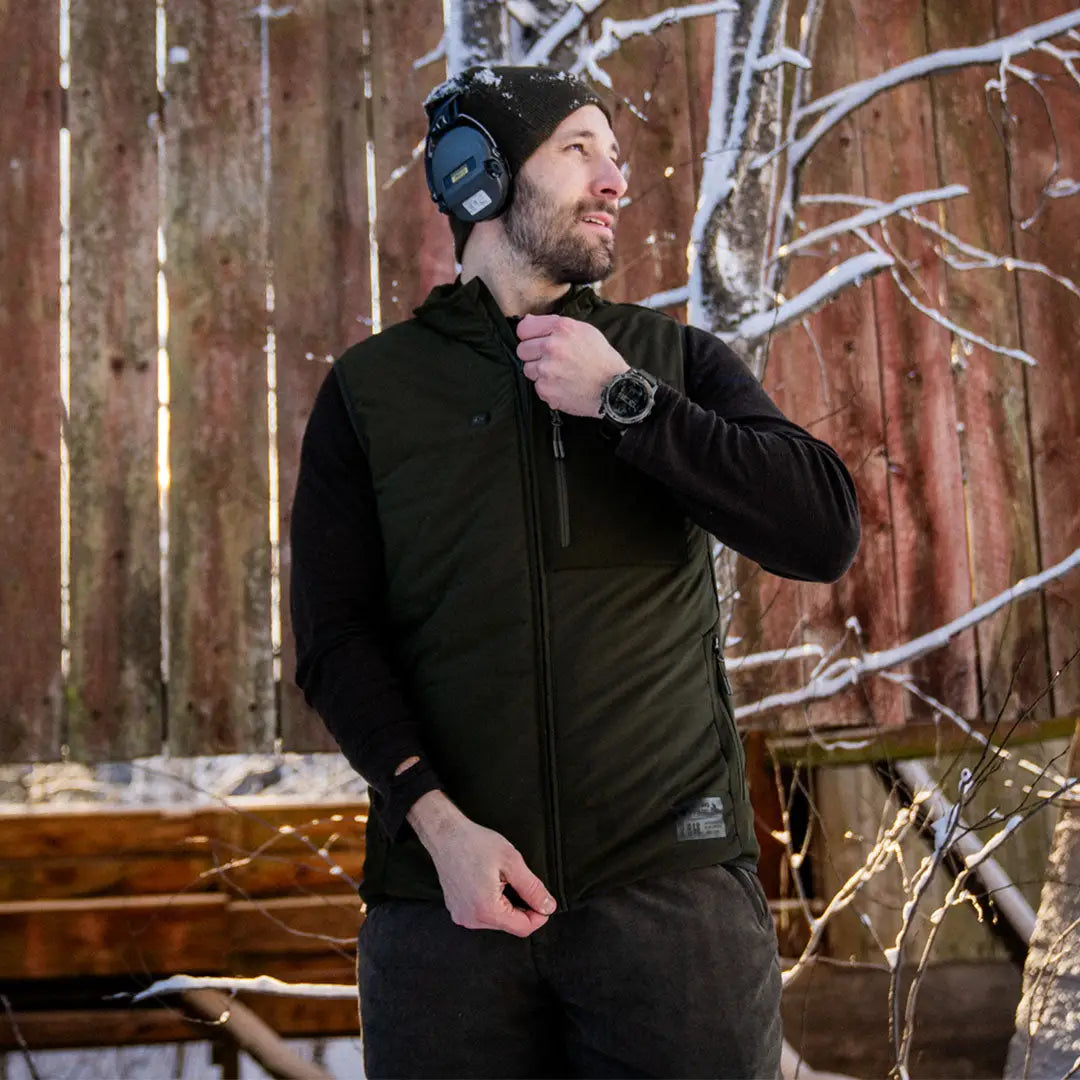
736,547,1080,719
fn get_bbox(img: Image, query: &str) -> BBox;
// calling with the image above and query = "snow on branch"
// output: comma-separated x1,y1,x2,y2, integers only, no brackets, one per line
569,2,737,88
888,266,1038,366
414,34,447,69
781,9,1080,171
719,251,893,343
131,974,354,1003
523,0,607,65
802,191,1080,303
638,285,690,308
754,46,810,72
774,185,968,261
736,546,1080,720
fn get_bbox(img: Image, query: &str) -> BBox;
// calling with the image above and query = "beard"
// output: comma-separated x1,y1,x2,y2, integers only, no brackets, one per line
502,172,617,285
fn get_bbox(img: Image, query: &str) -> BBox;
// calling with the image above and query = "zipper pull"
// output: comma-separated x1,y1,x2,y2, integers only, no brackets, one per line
551,409,565,460
713,635,733,697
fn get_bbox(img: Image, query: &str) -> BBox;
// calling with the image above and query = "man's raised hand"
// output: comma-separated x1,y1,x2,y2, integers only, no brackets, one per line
407,789,556,937
516,313,628,417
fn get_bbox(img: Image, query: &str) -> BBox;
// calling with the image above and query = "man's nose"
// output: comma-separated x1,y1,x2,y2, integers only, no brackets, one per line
593,158,628,200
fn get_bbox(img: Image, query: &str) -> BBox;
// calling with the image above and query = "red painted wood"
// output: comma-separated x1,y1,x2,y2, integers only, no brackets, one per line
368,0,455,328
850,0,974,723
164,0,274,754
590,0,700,310
923,0,1048,725
0,1,62,759
750,0,904,730
997,0,1080,719
66,0,161,760
269,0,374,751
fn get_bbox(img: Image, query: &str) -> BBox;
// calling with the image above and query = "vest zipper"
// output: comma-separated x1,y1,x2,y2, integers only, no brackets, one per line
550,409,571,549
508,356,568,910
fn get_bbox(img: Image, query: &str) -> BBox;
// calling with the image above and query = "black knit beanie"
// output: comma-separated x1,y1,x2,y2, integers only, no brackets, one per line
424,66,612,262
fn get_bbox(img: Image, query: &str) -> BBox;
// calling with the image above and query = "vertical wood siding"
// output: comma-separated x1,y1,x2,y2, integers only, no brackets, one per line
163,0,274,755
0,1,63,760
66,0,162,760
998,0,1080,717
1,0,1077,761
269,0,374,752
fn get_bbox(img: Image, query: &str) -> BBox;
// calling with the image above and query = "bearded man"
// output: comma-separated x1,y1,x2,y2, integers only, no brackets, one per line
290,65,860,1079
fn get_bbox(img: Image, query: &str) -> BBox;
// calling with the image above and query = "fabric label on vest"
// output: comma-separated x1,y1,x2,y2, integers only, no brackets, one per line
675,796,728,841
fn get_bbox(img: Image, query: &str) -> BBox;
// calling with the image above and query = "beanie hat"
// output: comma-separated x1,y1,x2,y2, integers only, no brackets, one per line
424,66,612,262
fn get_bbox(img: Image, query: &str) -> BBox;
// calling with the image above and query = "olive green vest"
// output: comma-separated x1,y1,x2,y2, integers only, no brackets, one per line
336,278,756,906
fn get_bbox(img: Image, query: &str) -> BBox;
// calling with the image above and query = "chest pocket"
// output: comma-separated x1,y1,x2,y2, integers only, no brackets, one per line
534,409,691,570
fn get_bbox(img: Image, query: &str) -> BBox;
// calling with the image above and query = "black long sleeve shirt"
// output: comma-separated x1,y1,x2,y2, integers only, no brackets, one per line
290,324,860,835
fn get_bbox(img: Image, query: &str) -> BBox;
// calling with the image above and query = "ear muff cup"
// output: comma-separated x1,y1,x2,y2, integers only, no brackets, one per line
424,106,510,224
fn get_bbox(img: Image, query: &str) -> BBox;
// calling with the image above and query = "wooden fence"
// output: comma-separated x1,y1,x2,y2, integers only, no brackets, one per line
1,0,1078,764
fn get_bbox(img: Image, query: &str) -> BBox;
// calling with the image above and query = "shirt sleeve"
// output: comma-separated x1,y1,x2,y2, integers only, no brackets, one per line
290,368,442,838
614,323,861,582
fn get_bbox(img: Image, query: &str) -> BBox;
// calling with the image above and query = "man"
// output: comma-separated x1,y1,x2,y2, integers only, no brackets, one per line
291,65,860,1078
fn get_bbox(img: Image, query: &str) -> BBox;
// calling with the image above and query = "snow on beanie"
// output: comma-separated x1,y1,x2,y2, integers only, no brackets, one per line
424,65,612,262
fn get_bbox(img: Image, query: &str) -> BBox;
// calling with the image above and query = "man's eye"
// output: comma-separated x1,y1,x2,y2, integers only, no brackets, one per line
567,143,586,154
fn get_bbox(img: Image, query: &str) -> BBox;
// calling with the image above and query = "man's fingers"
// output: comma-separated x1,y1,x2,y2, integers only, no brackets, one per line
487,900,549,938
516,313,560,340
503,856,557,916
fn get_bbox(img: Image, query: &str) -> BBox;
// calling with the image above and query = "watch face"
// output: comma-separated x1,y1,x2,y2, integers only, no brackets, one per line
609,375,650,419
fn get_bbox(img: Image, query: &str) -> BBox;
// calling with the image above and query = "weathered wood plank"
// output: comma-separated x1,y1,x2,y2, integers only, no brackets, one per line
0,853,214,903
997,0,1080,720
0,894,228,978
783,959,1021,1079
269,0,372,752
368,0,454,328
768,713,1078,766
0,800,366,860
588,0,699,310
924,0,1049,727
0,0,63,760
164,0,274,755
66,0,162,761
848,0,974,725
748,0,903,731
812,763,1010,963
228,894,361,955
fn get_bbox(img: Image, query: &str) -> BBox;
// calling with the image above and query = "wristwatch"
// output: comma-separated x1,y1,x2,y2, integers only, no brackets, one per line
599,368,658,433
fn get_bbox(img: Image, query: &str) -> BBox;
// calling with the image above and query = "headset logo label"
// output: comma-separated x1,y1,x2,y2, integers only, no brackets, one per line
462,190,493,216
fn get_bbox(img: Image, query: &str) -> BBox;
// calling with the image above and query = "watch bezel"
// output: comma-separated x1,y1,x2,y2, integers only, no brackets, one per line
600,368,658,426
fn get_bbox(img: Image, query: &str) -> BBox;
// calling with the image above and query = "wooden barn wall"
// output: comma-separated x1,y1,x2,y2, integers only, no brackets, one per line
737,0,1080,736
0,0,1077,763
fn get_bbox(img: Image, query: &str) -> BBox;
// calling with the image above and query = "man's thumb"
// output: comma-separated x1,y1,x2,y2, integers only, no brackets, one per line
505,856,556,915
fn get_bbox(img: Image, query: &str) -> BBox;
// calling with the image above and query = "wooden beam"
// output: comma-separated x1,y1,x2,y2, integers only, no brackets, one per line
0,894,227,979
767,714,1078,767
0,800,367,861
228,895,363,956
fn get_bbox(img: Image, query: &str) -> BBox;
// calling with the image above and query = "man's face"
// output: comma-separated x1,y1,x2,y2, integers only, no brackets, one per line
502,105,627,285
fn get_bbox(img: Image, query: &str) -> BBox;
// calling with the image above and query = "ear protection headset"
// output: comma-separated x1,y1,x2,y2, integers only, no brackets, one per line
424,93,510,223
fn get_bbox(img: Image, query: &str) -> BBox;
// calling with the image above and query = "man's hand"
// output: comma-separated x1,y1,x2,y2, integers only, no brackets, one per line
516,314,629,417
407,789,556,937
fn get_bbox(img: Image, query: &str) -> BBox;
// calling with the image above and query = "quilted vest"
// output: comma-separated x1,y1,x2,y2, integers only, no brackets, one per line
335,277,757,906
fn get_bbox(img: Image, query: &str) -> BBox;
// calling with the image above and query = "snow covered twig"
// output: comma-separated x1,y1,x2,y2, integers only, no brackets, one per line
130,974,355,1003
773,185,967,261
782,10,1080,170
736,547,1080,719
720,251,893,343
569,2,736,88
523,0,608,65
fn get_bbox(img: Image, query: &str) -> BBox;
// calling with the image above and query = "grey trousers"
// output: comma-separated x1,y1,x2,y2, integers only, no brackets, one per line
357,863,783,1079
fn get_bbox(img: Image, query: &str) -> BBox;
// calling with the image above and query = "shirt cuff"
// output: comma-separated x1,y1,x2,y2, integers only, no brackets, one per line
376,758,442,840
